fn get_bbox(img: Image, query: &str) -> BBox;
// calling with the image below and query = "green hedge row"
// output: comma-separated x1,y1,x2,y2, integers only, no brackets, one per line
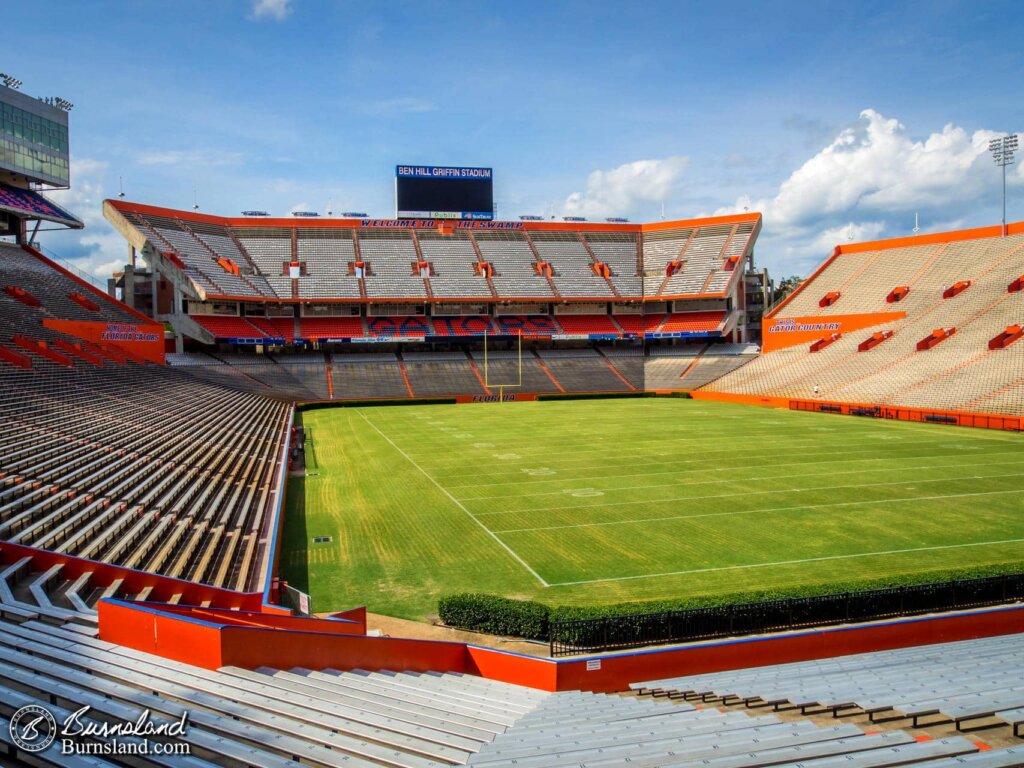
298,397,456,411
439,561,1024,640
438,594,550,640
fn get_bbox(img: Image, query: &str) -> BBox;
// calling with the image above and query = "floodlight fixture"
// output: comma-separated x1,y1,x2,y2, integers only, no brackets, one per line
989,134,1019,237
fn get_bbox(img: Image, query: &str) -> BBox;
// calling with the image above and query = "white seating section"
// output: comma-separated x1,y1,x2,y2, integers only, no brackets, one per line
634,633,1024,739
294,231,362,299
708,232,1024,415
418,232,492,299
474,232,555,298
121,211,750,304
357,233,427,299
584,232,643,296
532,233,614,297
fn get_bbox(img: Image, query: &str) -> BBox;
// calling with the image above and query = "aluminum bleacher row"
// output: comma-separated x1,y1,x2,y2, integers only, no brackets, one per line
0,243,290,592
165,344,757,400
108,202,758,302
706,230,1024,415
633,633,1024,741
2,568,1020,767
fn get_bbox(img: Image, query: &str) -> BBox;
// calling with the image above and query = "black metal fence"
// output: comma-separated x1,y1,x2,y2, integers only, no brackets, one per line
549,573,1024,656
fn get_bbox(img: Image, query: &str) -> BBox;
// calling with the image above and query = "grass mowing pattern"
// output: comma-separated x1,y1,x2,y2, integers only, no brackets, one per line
282,399,1024,620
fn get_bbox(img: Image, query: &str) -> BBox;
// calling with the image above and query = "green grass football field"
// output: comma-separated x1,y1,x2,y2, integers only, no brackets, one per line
280,399,1024,620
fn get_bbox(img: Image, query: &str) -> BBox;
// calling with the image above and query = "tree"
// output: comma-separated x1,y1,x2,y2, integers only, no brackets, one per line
773,275,804,304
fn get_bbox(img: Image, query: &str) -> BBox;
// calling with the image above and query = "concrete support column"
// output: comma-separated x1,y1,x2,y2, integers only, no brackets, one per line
122,264,135,309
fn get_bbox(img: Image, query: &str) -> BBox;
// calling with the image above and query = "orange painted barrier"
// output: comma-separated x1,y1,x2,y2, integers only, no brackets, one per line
42,318,165,364
763,312,904,352
819,290,841,307
858,330,894,352
810,333,841,353
3,285,40,307
96,589,1024,694
887,285,911,303
989,325,1023,350
0,344,32,369
944,280,971,299
68,291,100,312
917,327,956,351
789,399,1020,432
12,335,74,367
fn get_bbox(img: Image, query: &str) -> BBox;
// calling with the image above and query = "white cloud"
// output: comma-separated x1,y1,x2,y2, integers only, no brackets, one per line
43,158,126,280
250,0,292,21
359,98,437,117
712,112,1022,275
562,156,689,218
136,149,244,167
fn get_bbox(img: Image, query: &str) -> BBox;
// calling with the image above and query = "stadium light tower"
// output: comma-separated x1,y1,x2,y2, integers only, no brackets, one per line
989,134,1018,237
0,73,23,89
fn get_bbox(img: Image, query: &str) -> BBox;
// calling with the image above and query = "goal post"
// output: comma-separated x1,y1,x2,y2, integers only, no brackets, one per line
483,329,523,400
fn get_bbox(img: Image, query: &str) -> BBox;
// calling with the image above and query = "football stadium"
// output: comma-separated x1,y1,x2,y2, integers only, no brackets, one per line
2,4,1024,764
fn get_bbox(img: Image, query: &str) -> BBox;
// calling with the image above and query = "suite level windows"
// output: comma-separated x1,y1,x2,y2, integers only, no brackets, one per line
1,103,68,153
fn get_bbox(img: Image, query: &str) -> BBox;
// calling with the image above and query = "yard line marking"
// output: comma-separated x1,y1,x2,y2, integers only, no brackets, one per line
494,488,1024,534
449,449,1024,490
551,537,1024,587
430,438,1017,479
355,410,550,587
481,472,1024,518
459,459,1024,501
412,433,955,467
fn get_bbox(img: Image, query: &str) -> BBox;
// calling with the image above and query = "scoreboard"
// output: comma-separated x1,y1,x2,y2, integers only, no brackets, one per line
395,165,493,220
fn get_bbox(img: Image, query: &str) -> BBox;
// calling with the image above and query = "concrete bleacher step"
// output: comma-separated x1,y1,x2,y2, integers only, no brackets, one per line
246,667,507,738
221,666,491,749
0,623,447,767
297,668,530,728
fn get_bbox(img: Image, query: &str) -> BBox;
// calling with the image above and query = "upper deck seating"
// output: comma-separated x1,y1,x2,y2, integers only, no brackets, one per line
531,232,614,298
418,232,492,299
474,232,554,299
296,231,362,299
358,232,426,299
584,232,643,296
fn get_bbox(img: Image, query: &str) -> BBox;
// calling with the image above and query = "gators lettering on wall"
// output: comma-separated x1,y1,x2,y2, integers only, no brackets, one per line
762,312,905,352
42,319,166,364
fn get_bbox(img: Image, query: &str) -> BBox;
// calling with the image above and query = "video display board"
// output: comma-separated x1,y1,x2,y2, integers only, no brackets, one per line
396,165,493,220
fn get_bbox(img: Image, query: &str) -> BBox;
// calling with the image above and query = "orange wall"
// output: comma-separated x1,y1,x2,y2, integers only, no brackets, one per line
42,318,166,364
97,592,1024,694
762,312,905,352
107,198,760,235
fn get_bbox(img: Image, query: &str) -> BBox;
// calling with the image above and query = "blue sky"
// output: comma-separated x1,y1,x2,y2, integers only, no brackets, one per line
10,0,1024,279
